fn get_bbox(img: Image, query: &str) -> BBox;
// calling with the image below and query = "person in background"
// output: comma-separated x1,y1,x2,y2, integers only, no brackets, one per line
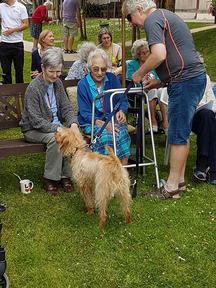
31,29,55,79
77,48,131,165
122,0,206,199
65,42,96,80
126,39,168,132
20,48,78,195
0,0,28,84
62,0,81,54
97,28,122,76
160,74,216,186
192,75,216,185
30,0,54,50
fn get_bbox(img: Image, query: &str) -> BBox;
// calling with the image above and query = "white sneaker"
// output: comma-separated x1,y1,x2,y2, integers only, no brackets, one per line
149,125,158,133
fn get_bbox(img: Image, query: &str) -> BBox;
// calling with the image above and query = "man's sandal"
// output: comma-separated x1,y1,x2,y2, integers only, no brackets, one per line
178,181,186,191
142,186,180,200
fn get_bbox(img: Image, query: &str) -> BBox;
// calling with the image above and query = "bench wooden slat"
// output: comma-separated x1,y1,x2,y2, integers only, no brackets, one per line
0,139,45,159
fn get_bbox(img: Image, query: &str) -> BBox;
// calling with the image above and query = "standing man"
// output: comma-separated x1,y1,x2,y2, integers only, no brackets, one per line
0,0,28,84
62,0,81,54
122,0,206,199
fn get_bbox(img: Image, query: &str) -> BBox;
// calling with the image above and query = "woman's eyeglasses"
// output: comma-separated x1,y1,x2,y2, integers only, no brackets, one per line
92,67,107,73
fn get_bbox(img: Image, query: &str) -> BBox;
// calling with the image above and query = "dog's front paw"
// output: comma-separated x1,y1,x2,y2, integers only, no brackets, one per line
87,207,94,215
125,211,132,224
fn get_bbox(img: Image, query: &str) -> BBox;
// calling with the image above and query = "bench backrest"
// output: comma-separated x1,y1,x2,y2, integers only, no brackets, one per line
0,79,78,130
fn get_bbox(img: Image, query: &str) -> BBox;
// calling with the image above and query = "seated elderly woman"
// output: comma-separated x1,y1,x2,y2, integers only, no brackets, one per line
20,47,78,195
97,28,122,76
126,39,168,133
65,42,96,80
31,29,55,79
192,75,216,185
77,48,131,165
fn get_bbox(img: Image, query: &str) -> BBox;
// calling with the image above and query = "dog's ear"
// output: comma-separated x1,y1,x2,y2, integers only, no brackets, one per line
72,127,86,143
59,135,70,151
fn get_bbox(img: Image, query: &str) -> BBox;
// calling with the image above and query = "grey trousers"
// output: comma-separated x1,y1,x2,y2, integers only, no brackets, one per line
24,130,72,181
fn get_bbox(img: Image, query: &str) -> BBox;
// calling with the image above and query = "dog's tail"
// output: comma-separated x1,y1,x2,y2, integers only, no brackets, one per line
104,145,116,158
105,145,122,166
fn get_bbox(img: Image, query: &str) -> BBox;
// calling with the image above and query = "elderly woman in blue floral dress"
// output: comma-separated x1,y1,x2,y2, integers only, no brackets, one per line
77,48,131,165
65,42,96,80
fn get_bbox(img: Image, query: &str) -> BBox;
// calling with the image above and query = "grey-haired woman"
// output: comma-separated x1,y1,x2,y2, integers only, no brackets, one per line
30,0,54,50
65,42,96,80
77,48,130,165
127,39,168,132
20,47,78,195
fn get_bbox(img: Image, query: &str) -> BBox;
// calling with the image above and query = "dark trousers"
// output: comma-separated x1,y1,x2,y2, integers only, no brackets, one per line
192,108,216,171
0,42,24,84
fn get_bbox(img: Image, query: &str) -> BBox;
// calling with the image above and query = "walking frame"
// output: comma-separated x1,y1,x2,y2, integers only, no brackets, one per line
90,87,160,189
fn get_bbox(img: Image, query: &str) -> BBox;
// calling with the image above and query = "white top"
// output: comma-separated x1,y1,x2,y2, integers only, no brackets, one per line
160,74,216,112
0,1,28,43
197,74,216,112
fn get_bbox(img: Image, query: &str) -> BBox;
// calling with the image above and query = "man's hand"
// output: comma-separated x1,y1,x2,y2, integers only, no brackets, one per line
144,79,162,90
132,70,143,84
116,110,126,124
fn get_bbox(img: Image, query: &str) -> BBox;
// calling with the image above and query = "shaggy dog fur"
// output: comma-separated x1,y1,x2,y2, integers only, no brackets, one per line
55,126,132,229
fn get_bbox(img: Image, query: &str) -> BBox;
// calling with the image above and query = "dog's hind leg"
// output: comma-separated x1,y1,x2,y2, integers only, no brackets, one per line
98,201,107,229
118,184,132,225
95,185,109,229
79,184,94,215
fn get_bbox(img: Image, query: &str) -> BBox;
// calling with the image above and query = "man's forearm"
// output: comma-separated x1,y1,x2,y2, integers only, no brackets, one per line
16,19,29,32
137,53,164,78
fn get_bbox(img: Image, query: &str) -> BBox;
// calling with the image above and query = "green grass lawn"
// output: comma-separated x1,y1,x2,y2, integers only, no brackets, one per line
0,135,216,288
0,23,216,288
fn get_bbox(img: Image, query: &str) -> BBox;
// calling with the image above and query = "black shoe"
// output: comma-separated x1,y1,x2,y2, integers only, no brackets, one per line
193,167,207,182
0,203,6,213
207,171,216,185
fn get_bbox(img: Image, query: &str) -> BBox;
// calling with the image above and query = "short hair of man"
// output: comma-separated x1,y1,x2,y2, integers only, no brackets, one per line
78,42,97,62
41,47,63,68
131,39,149,59
122,0,156,15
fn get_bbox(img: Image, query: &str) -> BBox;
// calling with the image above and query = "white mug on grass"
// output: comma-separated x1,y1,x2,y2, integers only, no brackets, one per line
20,179,34,194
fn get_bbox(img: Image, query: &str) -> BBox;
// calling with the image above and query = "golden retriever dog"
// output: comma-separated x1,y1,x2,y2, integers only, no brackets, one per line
55,126,132,229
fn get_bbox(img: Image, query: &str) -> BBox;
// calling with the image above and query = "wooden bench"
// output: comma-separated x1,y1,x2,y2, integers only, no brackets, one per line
0,80,78,160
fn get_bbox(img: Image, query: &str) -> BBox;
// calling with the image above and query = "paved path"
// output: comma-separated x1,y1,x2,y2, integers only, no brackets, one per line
24,23,216,61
